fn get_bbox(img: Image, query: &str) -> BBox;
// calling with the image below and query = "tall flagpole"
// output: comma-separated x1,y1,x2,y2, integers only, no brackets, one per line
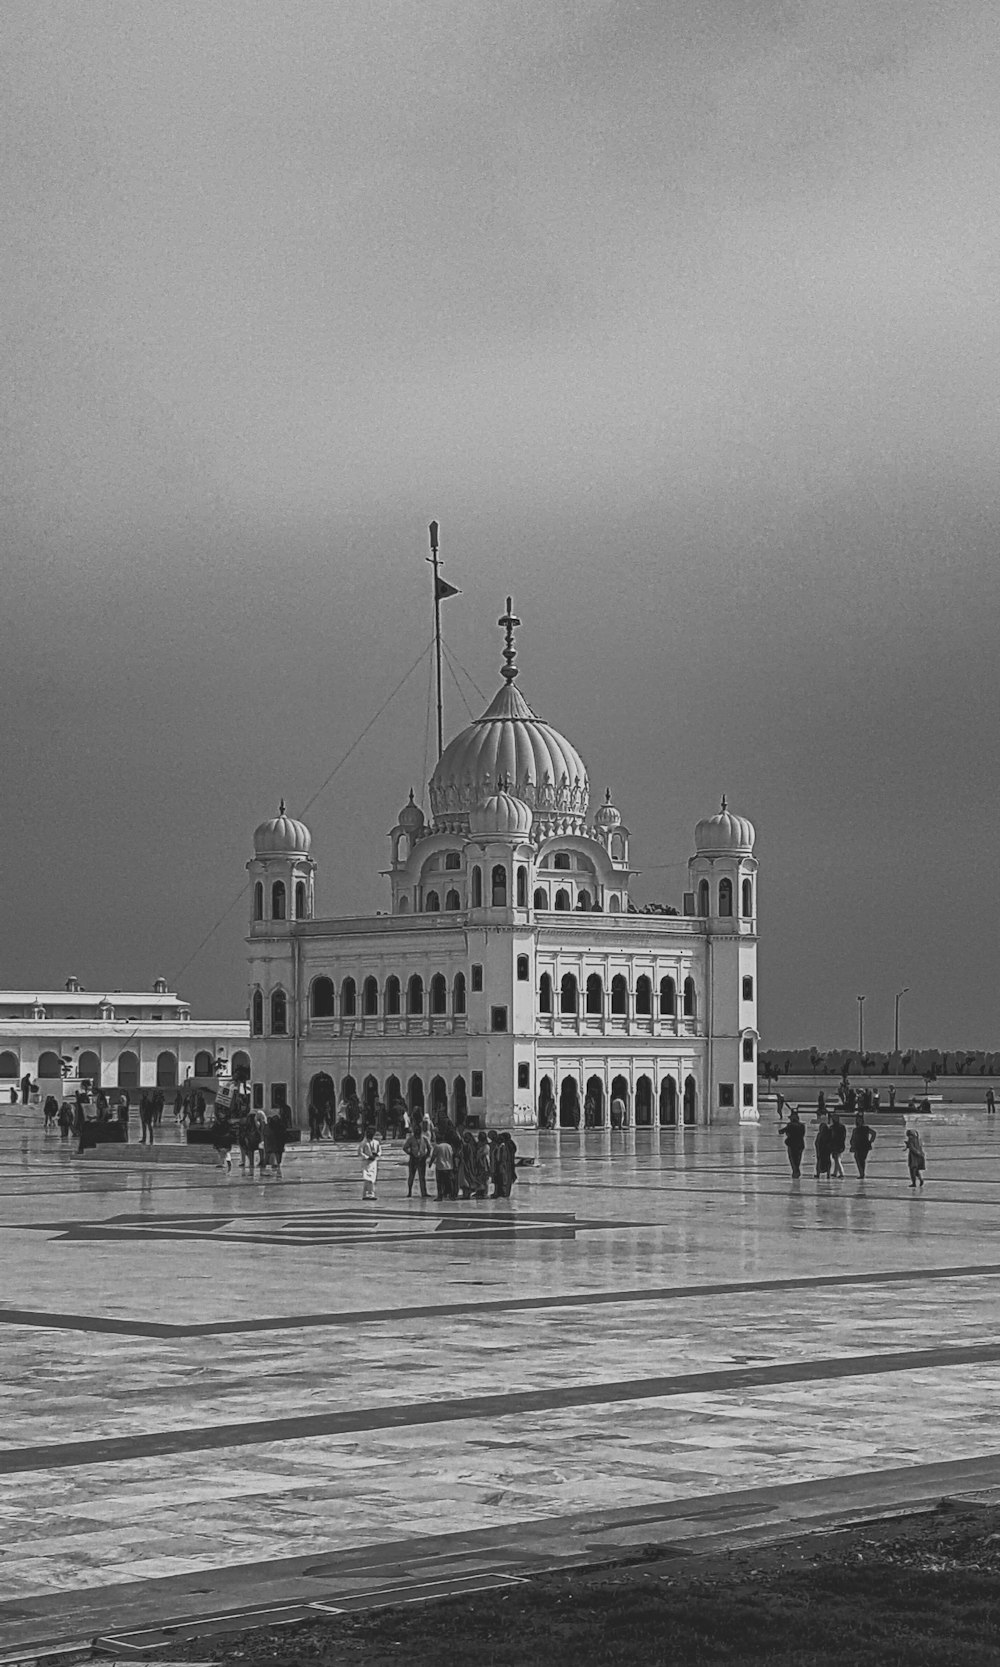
428,520,444,762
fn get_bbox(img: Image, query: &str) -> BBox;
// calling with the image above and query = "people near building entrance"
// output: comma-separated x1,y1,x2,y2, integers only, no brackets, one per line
473,1130,493,1197
211,1102,236,1172
428,1135,454,1200
307,1096,324,1142
403,1125,431,1197
814,1113,834,1178
492,1132,518,1198
42,1094,59,1131
57,1099,73,1140
583,1093,596,1128
263,1105,290,1177
457,1129,478,1198
610,1093,626,1129
539,1091,556,1130
117,1093,130,1138
905,1126,926,1188
138,1092,155,1145
20,1072,33,1105
830,1112,847,1178
850,1112,876,1177
359,1127,381,1200
780,1108,806,1177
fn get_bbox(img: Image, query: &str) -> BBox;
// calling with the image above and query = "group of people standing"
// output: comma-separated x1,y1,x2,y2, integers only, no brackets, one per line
358,1111,518,1203
780,1105,926,1186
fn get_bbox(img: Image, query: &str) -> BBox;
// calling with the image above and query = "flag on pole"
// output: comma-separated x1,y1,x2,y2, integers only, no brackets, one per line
435,576,461,601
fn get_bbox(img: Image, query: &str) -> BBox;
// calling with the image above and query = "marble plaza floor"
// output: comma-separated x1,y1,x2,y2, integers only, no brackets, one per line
4,1108,1000,1653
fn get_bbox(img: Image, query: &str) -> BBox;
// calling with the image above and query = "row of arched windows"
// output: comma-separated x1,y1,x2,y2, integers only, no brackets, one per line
414,867,615,913
16,1048,252,1088
253,879,309,922
696,876,753,918
538,972,696,1018
308,972,467,1022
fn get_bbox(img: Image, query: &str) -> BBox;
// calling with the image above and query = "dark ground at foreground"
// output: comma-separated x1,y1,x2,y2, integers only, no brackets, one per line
142,1501,1000,1666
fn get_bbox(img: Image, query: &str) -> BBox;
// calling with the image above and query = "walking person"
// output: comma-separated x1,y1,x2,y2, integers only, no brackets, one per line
492,1132,518,1197
358,1126,381,1200
403,1125,430,1198
830,1111,847,1178
428,1133,454,1200
849,1112,876,1177
42,1094,59,1131
987,1089,996,1116
814,1113,834,1179
905,1126,926,1188
780,1107,806,1177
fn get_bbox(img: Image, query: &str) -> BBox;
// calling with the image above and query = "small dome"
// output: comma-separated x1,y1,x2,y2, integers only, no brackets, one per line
254,800,312,855
469,791,533,839
594,788,621,829
398,789,425,833
695,796,755,855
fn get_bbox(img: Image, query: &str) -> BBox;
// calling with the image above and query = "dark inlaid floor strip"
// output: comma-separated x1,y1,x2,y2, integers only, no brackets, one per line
4,1339,1000,1474
3,1261,1000,1337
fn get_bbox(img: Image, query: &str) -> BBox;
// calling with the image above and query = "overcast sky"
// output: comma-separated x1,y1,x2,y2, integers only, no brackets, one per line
3,0,998,1048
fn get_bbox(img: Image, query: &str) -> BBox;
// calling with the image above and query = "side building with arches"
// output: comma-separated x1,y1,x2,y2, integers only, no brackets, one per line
246,603,759,1132
0,976,249,1101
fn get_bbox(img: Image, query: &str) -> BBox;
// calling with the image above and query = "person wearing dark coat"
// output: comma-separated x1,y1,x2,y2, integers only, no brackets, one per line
492,1133,518,1197
830,1113,847,1178
850,1113,876,1177
814,1115,834,1178
780,1109,806,1177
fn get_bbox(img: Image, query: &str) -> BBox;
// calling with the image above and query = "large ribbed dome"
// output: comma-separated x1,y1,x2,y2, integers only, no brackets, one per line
430,683,589,834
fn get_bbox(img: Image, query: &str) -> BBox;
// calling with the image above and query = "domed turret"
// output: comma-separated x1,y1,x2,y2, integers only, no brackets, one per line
469,790,533,839
429,599,589,835
594,788,621,830
254,800,312,855
695,796,755,856
397,789,425,836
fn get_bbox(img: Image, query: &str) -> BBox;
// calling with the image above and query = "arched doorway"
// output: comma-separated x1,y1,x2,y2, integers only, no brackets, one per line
309,1072,335,1125
362,1074,379,1113
537,1073,554,1127
430,1074,448,1118
408,1075,425,1119
453,1075,468,1124
117,1051,140,1090
78,1050,101,1087
585,1074,605,1126
385,1074,403,1124
635,1074,653,1126
156,1052,177,1089
659,1075,677,1125
231,1050,251,1083
341,1074,357,1101
38,1050,63,1079
559,1075,581,1128
0,1050,18,1079
194,1049,214,1077
611,1074,630,1125
683,1074,697,1124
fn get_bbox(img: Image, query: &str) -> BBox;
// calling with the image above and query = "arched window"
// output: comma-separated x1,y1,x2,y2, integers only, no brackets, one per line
271,989,287,1034
697,879,709,917
362,976,378,1016
341,977,357,1017
251,990,264,1034
608,893,621,912
193,1050,213,1078
0,1050,19,1078
659,975,676,1016
554,888,570,911
430,973,447,1015
271,880,286,920
78,1049,101,1086
471,867,483,907
407,974,424,1015
516,866,527,907
253,881,263,922
453,971,466,1015
398,895,409,913
491,864,507,906
445,851,462,870
683,1074,697,1124
539,971,552,1014
232,1050,252,1084
742,877,753,917
719,877,733,917
151,1051,175,1089
585,973,603,1015
295,880,307,919
611,974,628,1015
560,972,578,1015
683,976,696,1018
534,887,547,910
310,977,334,1018
553,852,571,870
577,888,592,910
445,889,461,910
117,1050,140,1089
635,974,652,1015
425,890,440,913
385,975,401,1016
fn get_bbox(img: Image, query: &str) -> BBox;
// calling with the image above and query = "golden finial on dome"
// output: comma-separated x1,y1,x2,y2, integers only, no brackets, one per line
498,596,521,684
279,797,286,815
721,794,727,813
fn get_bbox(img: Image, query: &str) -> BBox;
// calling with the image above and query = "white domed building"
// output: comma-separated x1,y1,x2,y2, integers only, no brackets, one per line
246,607,759,1132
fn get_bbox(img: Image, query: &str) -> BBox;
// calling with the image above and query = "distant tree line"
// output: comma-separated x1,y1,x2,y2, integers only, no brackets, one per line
760,1048,1000,1081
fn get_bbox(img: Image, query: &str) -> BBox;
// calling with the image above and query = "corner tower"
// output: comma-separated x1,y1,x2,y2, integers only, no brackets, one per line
688,798,759,1122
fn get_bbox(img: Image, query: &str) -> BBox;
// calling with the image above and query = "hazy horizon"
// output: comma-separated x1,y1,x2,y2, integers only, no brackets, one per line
3,1,998,1050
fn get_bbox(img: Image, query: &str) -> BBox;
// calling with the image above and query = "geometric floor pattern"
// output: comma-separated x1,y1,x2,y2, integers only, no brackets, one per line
4,1108,1000,1655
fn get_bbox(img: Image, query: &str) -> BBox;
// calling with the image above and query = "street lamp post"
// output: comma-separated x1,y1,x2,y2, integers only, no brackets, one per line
894,988,909,1055
857,995,866,1057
